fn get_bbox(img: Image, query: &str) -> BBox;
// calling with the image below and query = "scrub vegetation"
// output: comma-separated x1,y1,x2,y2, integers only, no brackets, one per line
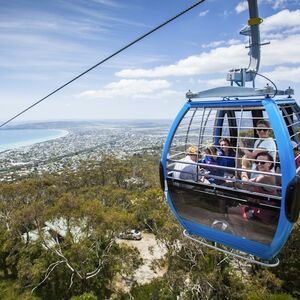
0,153,298,299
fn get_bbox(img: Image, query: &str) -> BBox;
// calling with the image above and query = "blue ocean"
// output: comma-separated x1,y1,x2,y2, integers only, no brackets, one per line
0,129,68,152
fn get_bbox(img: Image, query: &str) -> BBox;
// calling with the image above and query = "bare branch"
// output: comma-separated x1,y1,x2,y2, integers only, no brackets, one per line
40,233,83,280
31,260,65,294
68,272,75,290
205,280,216,291
52,247,83,279
86,264,104,280
86,239,114,279
0,211,11,230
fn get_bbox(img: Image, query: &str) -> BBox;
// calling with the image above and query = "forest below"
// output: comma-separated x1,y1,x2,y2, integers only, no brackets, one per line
0,152,299,300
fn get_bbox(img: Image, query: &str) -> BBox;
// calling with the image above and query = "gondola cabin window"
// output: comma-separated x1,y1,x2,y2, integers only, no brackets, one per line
279,103,300,175
167,104,282,245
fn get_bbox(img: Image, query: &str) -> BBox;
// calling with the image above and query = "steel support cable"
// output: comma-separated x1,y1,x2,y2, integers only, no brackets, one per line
0,0,206,129
255,72,278,98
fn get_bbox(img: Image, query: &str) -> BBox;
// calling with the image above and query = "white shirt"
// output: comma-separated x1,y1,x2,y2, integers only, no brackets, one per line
173,156,196,179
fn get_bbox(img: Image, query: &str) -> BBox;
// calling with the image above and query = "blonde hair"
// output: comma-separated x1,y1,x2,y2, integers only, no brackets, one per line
186,146,198,156
241,155,252,169
204,144,217,156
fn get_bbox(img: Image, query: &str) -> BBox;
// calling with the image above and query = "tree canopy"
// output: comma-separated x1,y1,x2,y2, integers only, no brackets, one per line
0,152,299,299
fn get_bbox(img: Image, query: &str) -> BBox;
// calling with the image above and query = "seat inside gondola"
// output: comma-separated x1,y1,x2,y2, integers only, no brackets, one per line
165,101,299,246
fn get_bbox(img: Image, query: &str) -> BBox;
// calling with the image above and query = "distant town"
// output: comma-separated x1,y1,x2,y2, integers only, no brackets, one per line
0,120,171,181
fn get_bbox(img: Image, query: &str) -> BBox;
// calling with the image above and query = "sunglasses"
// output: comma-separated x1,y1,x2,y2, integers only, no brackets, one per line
257,128,268,132
256,160,268,165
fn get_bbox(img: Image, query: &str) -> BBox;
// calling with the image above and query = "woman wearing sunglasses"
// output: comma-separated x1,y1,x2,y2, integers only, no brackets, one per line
250,152,276,192
241,151,278,224
228,151,278,238
240,119,277,178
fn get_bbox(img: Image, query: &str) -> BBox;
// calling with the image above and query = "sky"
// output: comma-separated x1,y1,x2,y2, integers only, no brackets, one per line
0,0,300,124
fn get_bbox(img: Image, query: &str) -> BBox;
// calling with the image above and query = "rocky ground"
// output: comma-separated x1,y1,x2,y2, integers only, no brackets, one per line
116,232,167,290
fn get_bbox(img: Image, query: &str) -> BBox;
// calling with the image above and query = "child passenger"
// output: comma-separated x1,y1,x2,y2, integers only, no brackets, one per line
199,144,222,184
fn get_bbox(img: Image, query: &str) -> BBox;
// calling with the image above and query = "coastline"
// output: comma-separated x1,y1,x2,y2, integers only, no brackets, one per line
0,129,69,152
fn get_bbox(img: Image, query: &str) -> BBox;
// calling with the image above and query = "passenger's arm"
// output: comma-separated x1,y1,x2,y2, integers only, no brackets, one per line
241,144,266,159
239,140,256,158
255,174,276,186
241,171,249,181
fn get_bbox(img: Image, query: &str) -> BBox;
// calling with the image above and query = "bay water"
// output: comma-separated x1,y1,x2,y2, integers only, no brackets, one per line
0,129,68,152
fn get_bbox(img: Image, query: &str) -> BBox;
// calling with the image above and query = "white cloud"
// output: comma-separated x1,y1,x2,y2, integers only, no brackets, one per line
235,1,248,14
202,39,241,48
223,10,232,17
198,78,227,88
116,44,249,78
228,39,241,45
90,0,122,7
115,9,300,82
261,9,300,35
0,11,110,36
0,33,87,53
263,66,300,83
78,79,172,99
199,9,210,17
198,67,300,89
202,40,225,48
262,35,300,65
262,0,291,9
130,89,183,100
197,67,300,92
272,0,287,9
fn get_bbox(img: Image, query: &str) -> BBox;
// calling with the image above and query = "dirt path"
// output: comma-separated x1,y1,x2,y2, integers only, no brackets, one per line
118,232,167,285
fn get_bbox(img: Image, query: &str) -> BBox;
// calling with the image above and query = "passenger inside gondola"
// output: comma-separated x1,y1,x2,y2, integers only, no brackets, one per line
239,119,277,178
173,146,198,180
199,144,222,184
227,151,279,244
240,154,252,180
242,152,277,196
240,151,278,195
292,141,300,175
217,138,236,177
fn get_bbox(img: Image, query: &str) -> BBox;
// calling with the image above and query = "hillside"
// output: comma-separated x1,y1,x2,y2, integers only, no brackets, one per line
0,153,299,299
